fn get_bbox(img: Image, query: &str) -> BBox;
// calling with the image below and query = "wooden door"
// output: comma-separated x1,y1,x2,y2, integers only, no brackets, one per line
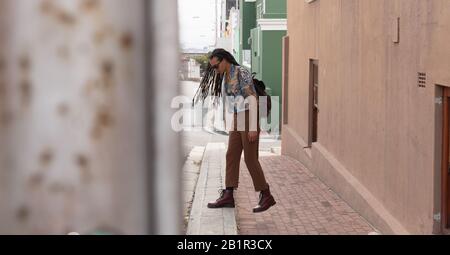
442,87,450,233
310,60,319,144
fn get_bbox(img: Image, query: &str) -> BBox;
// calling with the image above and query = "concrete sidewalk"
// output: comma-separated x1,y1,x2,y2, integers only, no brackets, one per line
186,143,237,235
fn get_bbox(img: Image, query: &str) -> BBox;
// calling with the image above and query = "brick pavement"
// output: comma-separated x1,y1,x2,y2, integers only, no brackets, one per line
235,154,377,235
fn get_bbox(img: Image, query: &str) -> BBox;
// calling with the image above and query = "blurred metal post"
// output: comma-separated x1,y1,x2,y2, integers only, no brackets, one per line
146,0,182,235
0,0,181,234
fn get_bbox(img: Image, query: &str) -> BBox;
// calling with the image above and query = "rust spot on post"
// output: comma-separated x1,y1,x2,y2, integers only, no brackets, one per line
20,80,32,107
56,11,77,26
40,0,77,26
94,25,115,45
16,206,30,222
39,148,53,167
40,0,55,14
76,154,91,183
120,32,134,51
91,108,114,140
17,53,32,107
101,60,114,88
76,154,89,168
57,103,69,116
80,0,100,12
29,173,44,188
19,55,31,71
97,109,114,127
102,60,113,77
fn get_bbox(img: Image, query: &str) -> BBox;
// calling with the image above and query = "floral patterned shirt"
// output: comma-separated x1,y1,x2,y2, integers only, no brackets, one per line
224,64,258,113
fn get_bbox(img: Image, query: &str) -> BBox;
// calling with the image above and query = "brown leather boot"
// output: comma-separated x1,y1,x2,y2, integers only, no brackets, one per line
253,186,276,213
207,189,235,208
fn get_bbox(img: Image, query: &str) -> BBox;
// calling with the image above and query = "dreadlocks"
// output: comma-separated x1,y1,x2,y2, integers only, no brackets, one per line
192,48,240,106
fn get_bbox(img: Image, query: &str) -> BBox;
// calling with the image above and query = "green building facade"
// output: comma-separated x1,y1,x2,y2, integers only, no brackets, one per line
238,0,256,67
236,0,286,130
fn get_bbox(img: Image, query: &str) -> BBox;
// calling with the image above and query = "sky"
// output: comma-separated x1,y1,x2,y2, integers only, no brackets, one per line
178,0,217,51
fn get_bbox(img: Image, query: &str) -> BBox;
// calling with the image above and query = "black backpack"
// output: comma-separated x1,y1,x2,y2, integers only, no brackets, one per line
252,73,272,116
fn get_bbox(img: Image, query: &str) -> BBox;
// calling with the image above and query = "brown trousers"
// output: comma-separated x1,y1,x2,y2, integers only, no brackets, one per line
225,110,269,192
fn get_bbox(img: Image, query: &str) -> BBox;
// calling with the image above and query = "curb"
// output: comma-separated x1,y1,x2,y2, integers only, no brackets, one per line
186,143,238,235
183,146,205,233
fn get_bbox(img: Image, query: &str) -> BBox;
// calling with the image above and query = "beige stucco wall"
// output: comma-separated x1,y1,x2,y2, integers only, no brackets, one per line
283,0,450,234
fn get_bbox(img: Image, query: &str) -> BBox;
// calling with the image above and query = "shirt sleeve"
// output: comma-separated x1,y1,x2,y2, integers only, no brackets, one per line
238,67,257,98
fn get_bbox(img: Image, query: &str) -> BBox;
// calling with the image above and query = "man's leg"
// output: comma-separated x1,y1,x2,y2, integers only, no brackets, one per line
225,131,243,189
241,130,276,213
207,131,243,209
241,131,268,192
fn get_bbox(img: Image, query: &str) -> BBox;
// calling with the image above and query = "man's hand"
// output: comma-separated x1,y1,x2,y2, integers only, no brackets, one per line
248,131,259,143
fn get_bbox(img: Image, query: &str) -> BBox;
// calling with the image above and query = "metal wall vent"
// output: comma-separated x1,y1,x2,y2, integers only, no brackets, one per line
418,72,426,88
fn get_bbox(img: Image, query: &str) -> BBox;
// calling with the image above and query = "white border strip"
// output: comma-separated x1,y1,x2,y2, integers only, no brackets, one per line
257,18,287,31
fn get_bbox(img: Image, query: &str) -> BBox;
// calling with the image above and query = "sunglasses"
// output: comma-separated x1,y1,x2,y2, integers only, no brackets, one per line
211,61,222,70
